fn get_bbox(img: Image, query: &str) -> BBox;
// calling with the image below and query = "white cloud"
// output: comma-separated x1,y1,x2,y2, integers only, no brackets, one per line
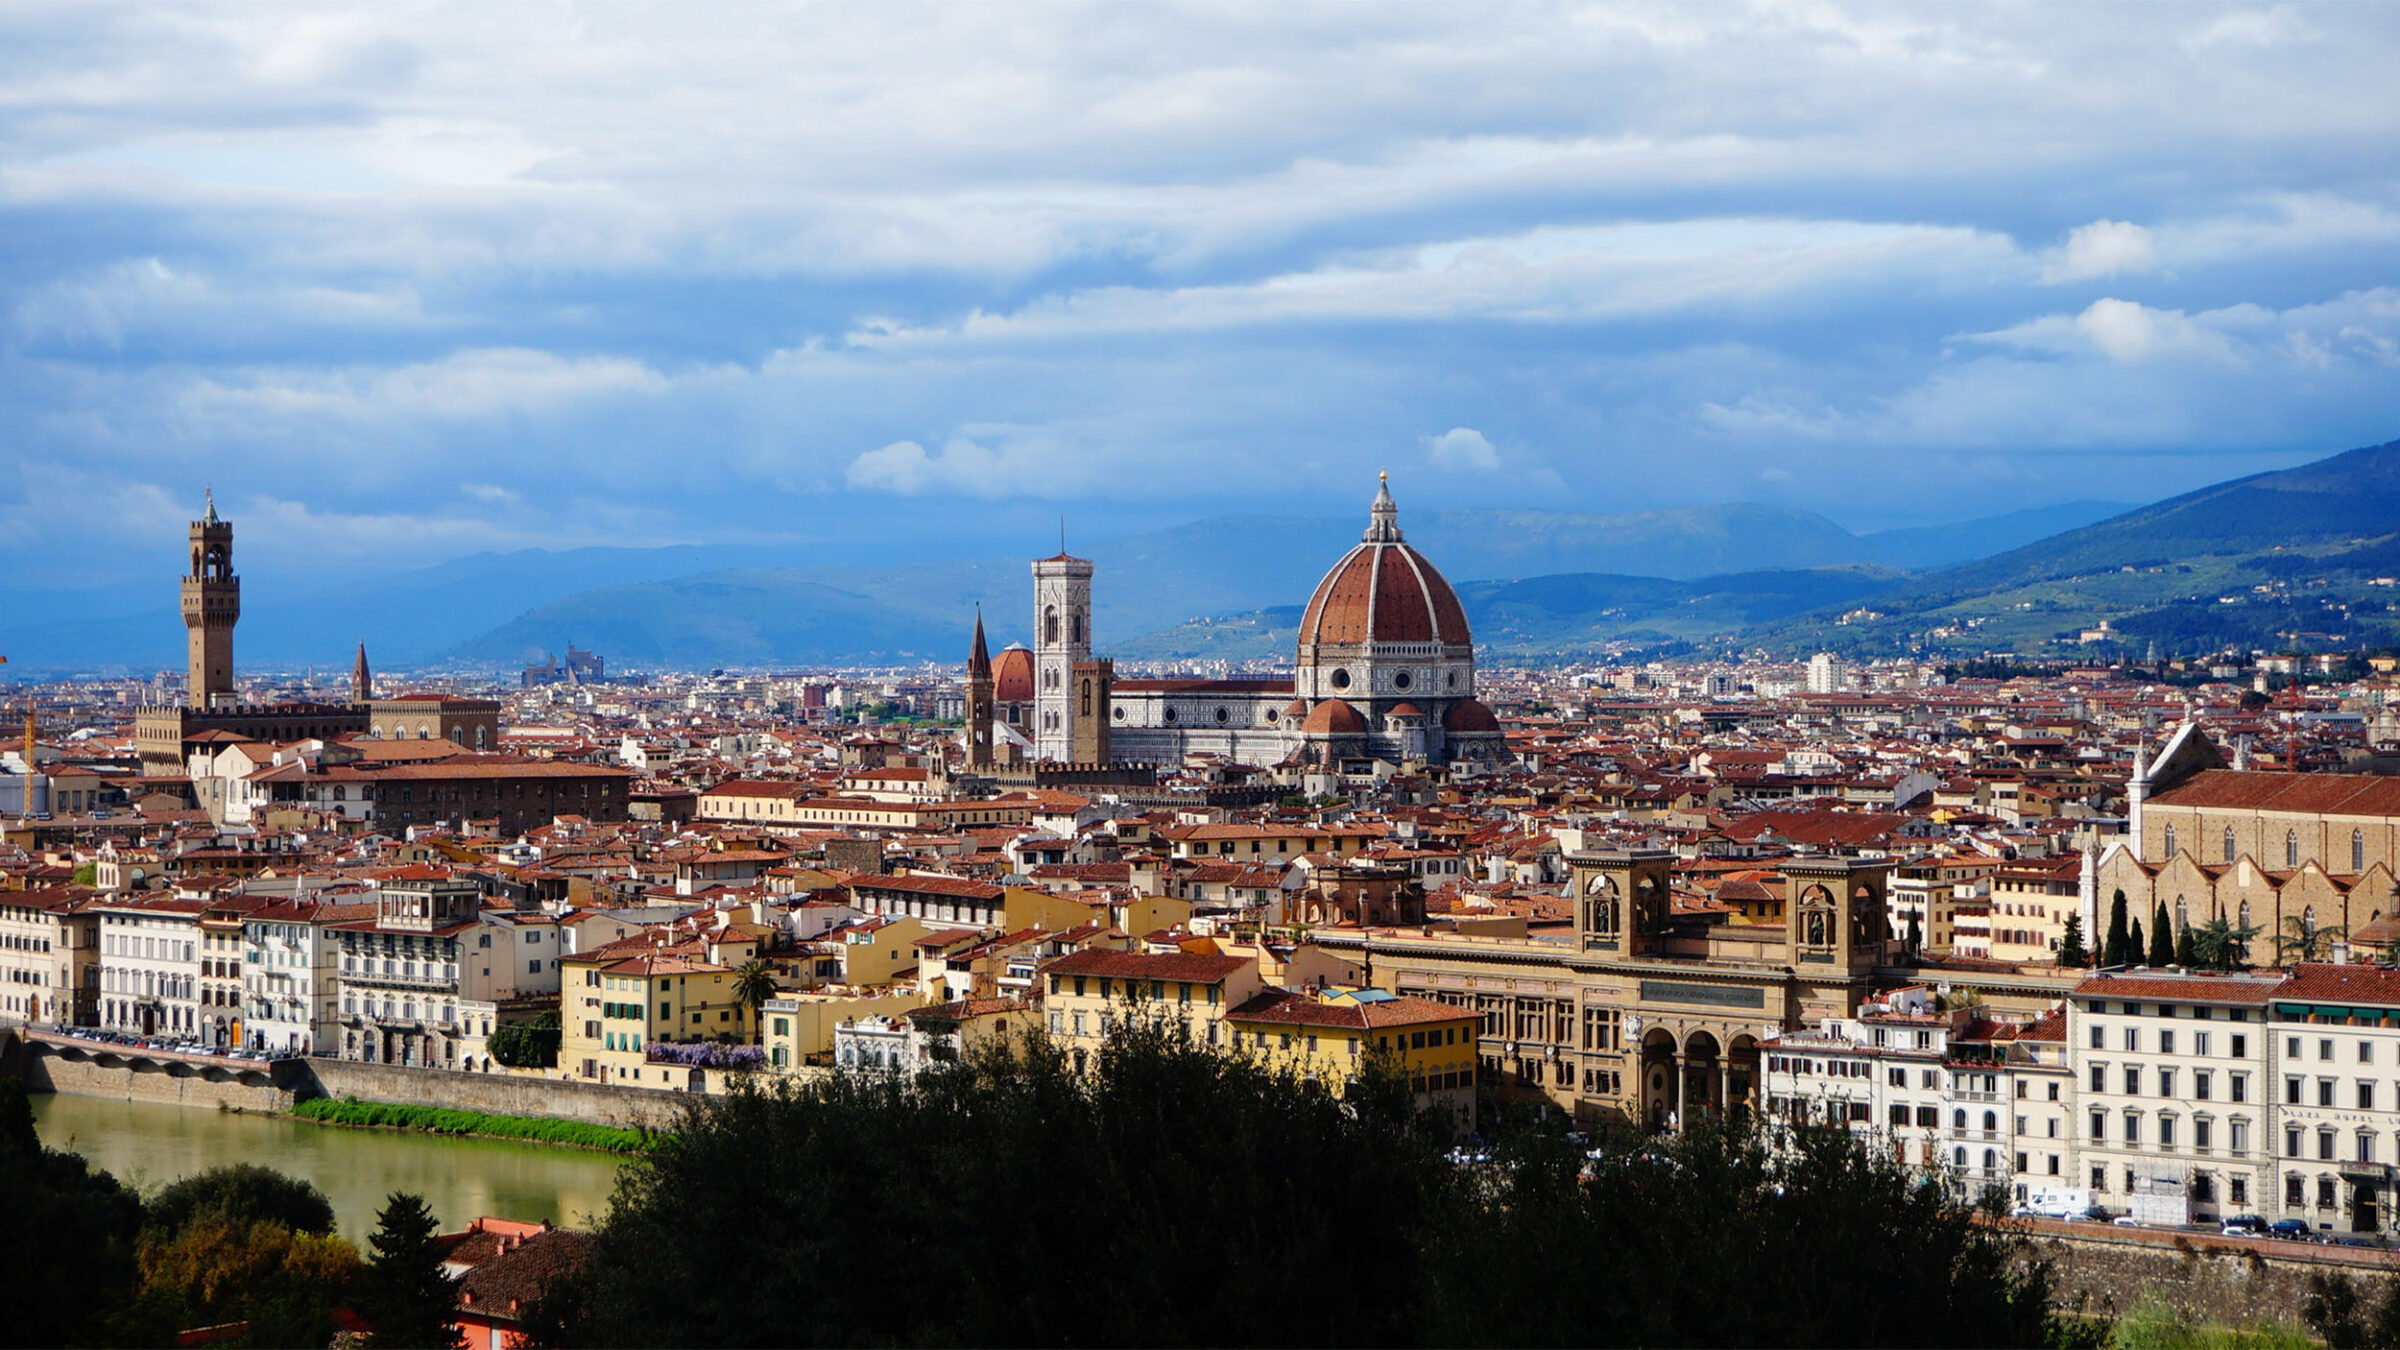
1970,297,2241,364
846,438,1007,496
1424,426,1499,472
2041,219,2158,283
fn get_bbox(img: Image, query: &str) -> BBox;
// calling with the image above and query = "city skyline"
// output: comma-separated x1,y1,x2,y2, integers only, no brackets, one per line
2,4,2399,589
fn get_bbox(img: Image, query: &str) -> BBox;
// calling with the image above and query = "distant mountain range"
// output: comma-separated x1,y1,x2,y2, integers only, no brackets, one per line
443,499,2121,668
1751,438,2400,658
23,437,2400,673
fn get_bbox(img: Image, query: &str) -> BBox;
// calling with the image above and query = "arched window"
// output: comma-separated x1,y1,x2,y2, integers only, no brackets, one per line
2286,830,2300,869
2355,830,2366,875
1043,607,1059,645
2164,825,2178,858
1983,1110,1998,1132
2224,827,2237,863
1071,613,1083,644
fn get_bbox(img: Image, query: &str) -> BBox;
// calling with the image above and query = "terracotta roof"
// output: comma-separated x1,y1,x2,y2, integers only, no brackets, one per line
1042,949,1250,983
2278,963,2400,1005
2150,770,2400,819
2072,971,2283,1004
452,1228,590,1322
1227,988,1476,1031
1443,699,1502,734
1302,699,1367,736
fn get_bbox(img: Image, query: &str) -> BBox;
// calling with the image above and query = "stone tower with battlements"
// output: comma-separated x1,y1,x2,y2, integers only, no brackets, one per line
182,492,240,708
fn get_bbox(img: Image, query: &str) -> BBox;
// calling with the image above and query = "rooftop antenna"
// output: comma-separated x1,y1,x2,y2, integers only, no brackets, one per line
1059,515,1066,556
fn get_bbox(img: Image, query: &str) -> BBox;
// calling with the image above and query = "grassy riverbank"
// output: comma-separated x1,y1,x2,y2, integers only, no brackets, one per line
292,1096,663,1153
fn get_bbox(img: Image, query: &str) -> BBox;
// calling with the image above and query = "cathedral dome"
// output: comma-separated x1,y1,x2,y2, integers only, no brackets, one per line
993,645,1036,703
1301,699,1368,735
1297,477,1470,648
1443,699,1501,734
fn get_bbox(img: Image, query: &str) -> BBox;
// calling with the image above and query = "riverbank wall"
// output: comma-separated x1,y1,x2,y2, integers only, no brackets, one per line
308,1059,686,1131
3,1029,691,1130
2026,1218,2396,1326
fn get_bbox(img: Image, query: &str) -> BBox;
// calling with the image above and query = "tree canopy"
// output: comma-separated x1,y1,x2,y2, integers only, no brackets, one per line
552,1026,2066,1348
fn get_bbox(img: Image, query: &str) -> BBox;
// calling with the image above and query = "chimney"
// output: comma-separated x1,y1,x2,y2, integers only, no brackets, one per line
2334,939,2352,966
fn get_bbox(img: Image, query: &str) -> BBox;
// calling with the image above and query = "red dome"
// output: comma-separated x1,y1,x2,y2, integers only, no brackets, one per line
1281,699,1310,717
993,645,1036,703
1387,702,1424,718
1300,699,1367,735
1443,699,1501,734
1297,480,1469,647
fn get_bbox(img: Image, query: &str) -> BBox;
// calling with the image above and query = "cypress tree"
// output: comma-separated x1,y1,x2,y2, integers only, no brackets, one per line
2129,917,2146,966
2058,913,2089,967
360,1192,458,1349
2175,918,2197,967
2105,889,2131,966
2150,901,2175,967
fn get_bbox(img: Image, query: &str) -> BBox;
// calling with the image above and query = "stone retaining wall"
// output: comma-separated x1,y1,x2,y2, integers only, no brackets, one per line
2034,1224,2396,1327
304,1058,689,1131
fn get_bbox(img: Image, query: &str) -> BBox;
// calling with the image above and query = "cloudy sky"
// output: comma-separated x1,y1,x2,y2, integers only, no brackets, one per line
4,2,2399,585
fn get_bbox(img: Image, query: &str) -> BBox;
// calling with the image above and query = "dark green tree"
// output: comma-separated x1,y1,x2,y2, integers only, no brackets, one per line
2105,889,2131,966
550,1026,2076,1348
2276,914,2347,966
2056,913,2089,967
2148,901,2175,967
488,1011,561,1069
732,959,779,1042
2174,917,2196,967
2190,916,2258,973
0,1078,146,1346
360,1192,459,1349
1905,910,1923,956
2128,917,2145,966
146,1161,336,1237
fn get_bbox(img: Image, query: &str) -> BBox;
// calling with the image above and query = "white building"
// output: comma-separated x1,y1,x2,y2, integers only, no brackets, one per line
1806,652,1848,695
2070,969,2280,1227
241,897,360,1056
94,895,208,1039
332,878,560,1069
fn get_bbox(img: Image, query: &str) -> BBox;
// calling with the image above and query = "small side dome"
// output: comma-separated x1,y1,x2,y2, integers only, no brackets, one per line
1282,698,1310,718
1443,699,1501,733
1301,699,1367,735
1387,702,1425,718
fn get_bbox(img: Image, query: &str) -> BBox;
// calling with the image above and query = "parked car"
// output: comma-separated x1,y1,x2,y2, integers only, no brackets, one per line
2112,1215,2146,1227
2268,1219,2316,1241
2332,1235,2386,1249
2221,1215,2269,1235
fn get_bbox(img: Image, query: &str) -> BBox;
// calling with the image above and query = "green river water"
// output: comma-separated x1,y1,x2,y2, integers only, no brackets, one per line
29,1092,628,1239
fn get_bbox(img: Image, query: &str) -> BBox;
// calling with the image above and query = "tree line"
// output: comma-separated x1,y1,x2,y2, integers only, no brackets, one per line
0,1079,462,1349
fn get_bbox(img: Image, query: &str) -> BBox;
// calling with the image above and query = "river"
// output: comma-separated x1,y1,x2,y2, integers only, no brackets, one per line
29,1093,628,1240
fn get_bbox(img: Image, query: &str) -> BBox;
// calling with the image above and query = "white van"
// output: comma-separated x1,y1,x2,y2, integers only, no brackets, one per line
2013,1187,2093,1219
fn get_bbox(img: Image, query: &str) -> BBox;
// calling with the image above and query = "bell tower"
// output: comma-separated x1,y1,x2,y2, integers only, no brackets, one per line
965,609,995,768
1783,856,1894,977
1032,547,1092,763
182,491,240,709
1569,848,1676,956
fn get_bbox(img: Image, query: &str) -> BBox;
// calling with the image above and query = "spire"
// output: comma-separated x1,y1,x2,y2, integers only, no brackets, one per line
968,606,991,675
353,641,372,703
203,487,218,525
1364,470,1402,543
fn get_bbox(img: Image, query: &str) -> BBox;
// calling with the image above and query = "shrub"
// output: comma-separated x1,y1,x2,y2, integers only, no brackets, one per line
292,1097,658,1153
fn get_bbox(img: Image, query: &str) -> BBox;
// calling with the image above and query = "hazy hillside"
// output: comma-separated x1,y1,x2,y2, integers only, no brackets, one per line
0,494,2125,674
1749,439,2400,658
1112,568,1906,662
447,500,2118,669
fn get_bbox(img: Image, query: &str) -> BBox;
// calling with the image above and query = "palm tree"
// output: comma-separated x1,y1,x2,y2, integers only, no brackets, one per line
732,959,779,1042
2189,917,2258,973
2274,915,2346,967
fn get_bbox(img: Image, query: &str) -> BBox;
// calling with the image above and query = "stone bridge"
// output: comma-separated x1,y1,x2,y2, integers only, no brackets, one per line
5,1028,306,1110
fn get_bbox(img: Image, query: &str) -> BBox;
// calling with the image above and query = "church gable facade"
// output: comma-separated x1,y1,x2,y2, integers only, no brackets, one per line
2094,725,2400,960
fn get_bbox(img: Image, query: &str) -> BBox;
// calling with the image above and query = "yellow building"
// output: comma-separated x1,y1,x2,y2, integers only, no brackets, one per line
761,986,928,1073
827,914,929,986
561,951,748,1087
1040,948,1262,1060
1988,854,2083,963
1225,986,1477,1125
